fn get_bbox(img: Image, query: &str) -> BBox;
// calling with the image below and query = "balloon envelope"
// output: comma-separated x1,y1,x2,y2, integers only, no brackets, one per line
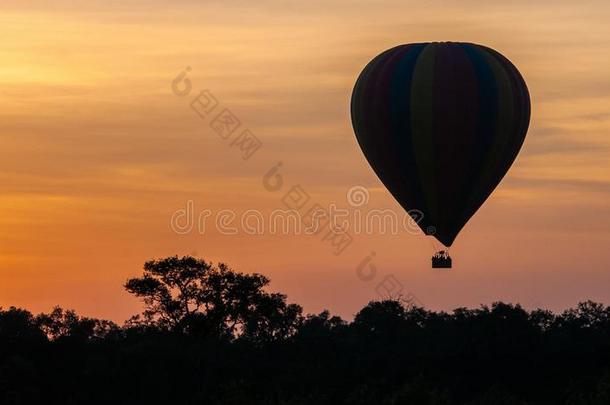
351,42,530,246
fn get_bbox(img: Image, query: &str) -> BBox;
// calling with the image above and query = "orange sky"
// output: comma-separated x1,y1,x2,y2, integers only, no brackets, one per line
1,1,609,321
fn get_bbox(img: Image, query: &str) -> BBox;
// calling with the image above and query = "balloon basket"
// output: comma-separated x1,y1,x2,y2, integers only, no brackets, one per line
432,251,452,268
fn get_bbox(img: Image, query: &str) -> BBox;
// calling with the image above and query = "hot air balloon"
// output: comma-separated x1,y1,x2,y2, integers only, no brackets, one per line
350,42,530,268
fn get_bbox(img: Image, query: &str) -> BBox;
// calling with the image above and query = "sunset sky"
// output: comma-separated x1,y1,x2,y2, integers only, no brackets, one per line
1,0,609,322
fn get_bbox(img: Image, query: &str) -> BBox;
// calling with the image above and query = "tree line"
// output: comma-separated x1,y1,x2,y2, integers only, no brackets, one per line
1,256,609,404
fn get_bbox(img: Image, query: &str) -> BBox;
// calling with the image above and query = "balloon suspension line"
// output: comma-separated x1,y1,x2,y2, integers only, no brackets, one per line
428,237,439,253
428,237,450,255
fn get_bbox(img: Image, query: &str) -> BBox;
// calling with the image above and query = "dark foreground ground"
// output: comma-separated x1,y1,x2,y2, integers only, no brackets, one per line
1,257,609,404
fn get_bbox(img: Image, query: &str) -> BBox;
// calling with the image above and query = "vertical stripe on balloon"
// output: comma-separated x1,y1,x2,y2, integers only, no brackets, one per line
410,44,439,226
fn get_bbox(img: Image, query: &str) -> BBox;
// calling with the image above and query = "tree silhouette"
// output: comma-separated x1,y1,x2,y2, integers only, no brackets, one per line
2,256,610,404
35,306,119,342
124,256,302,340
